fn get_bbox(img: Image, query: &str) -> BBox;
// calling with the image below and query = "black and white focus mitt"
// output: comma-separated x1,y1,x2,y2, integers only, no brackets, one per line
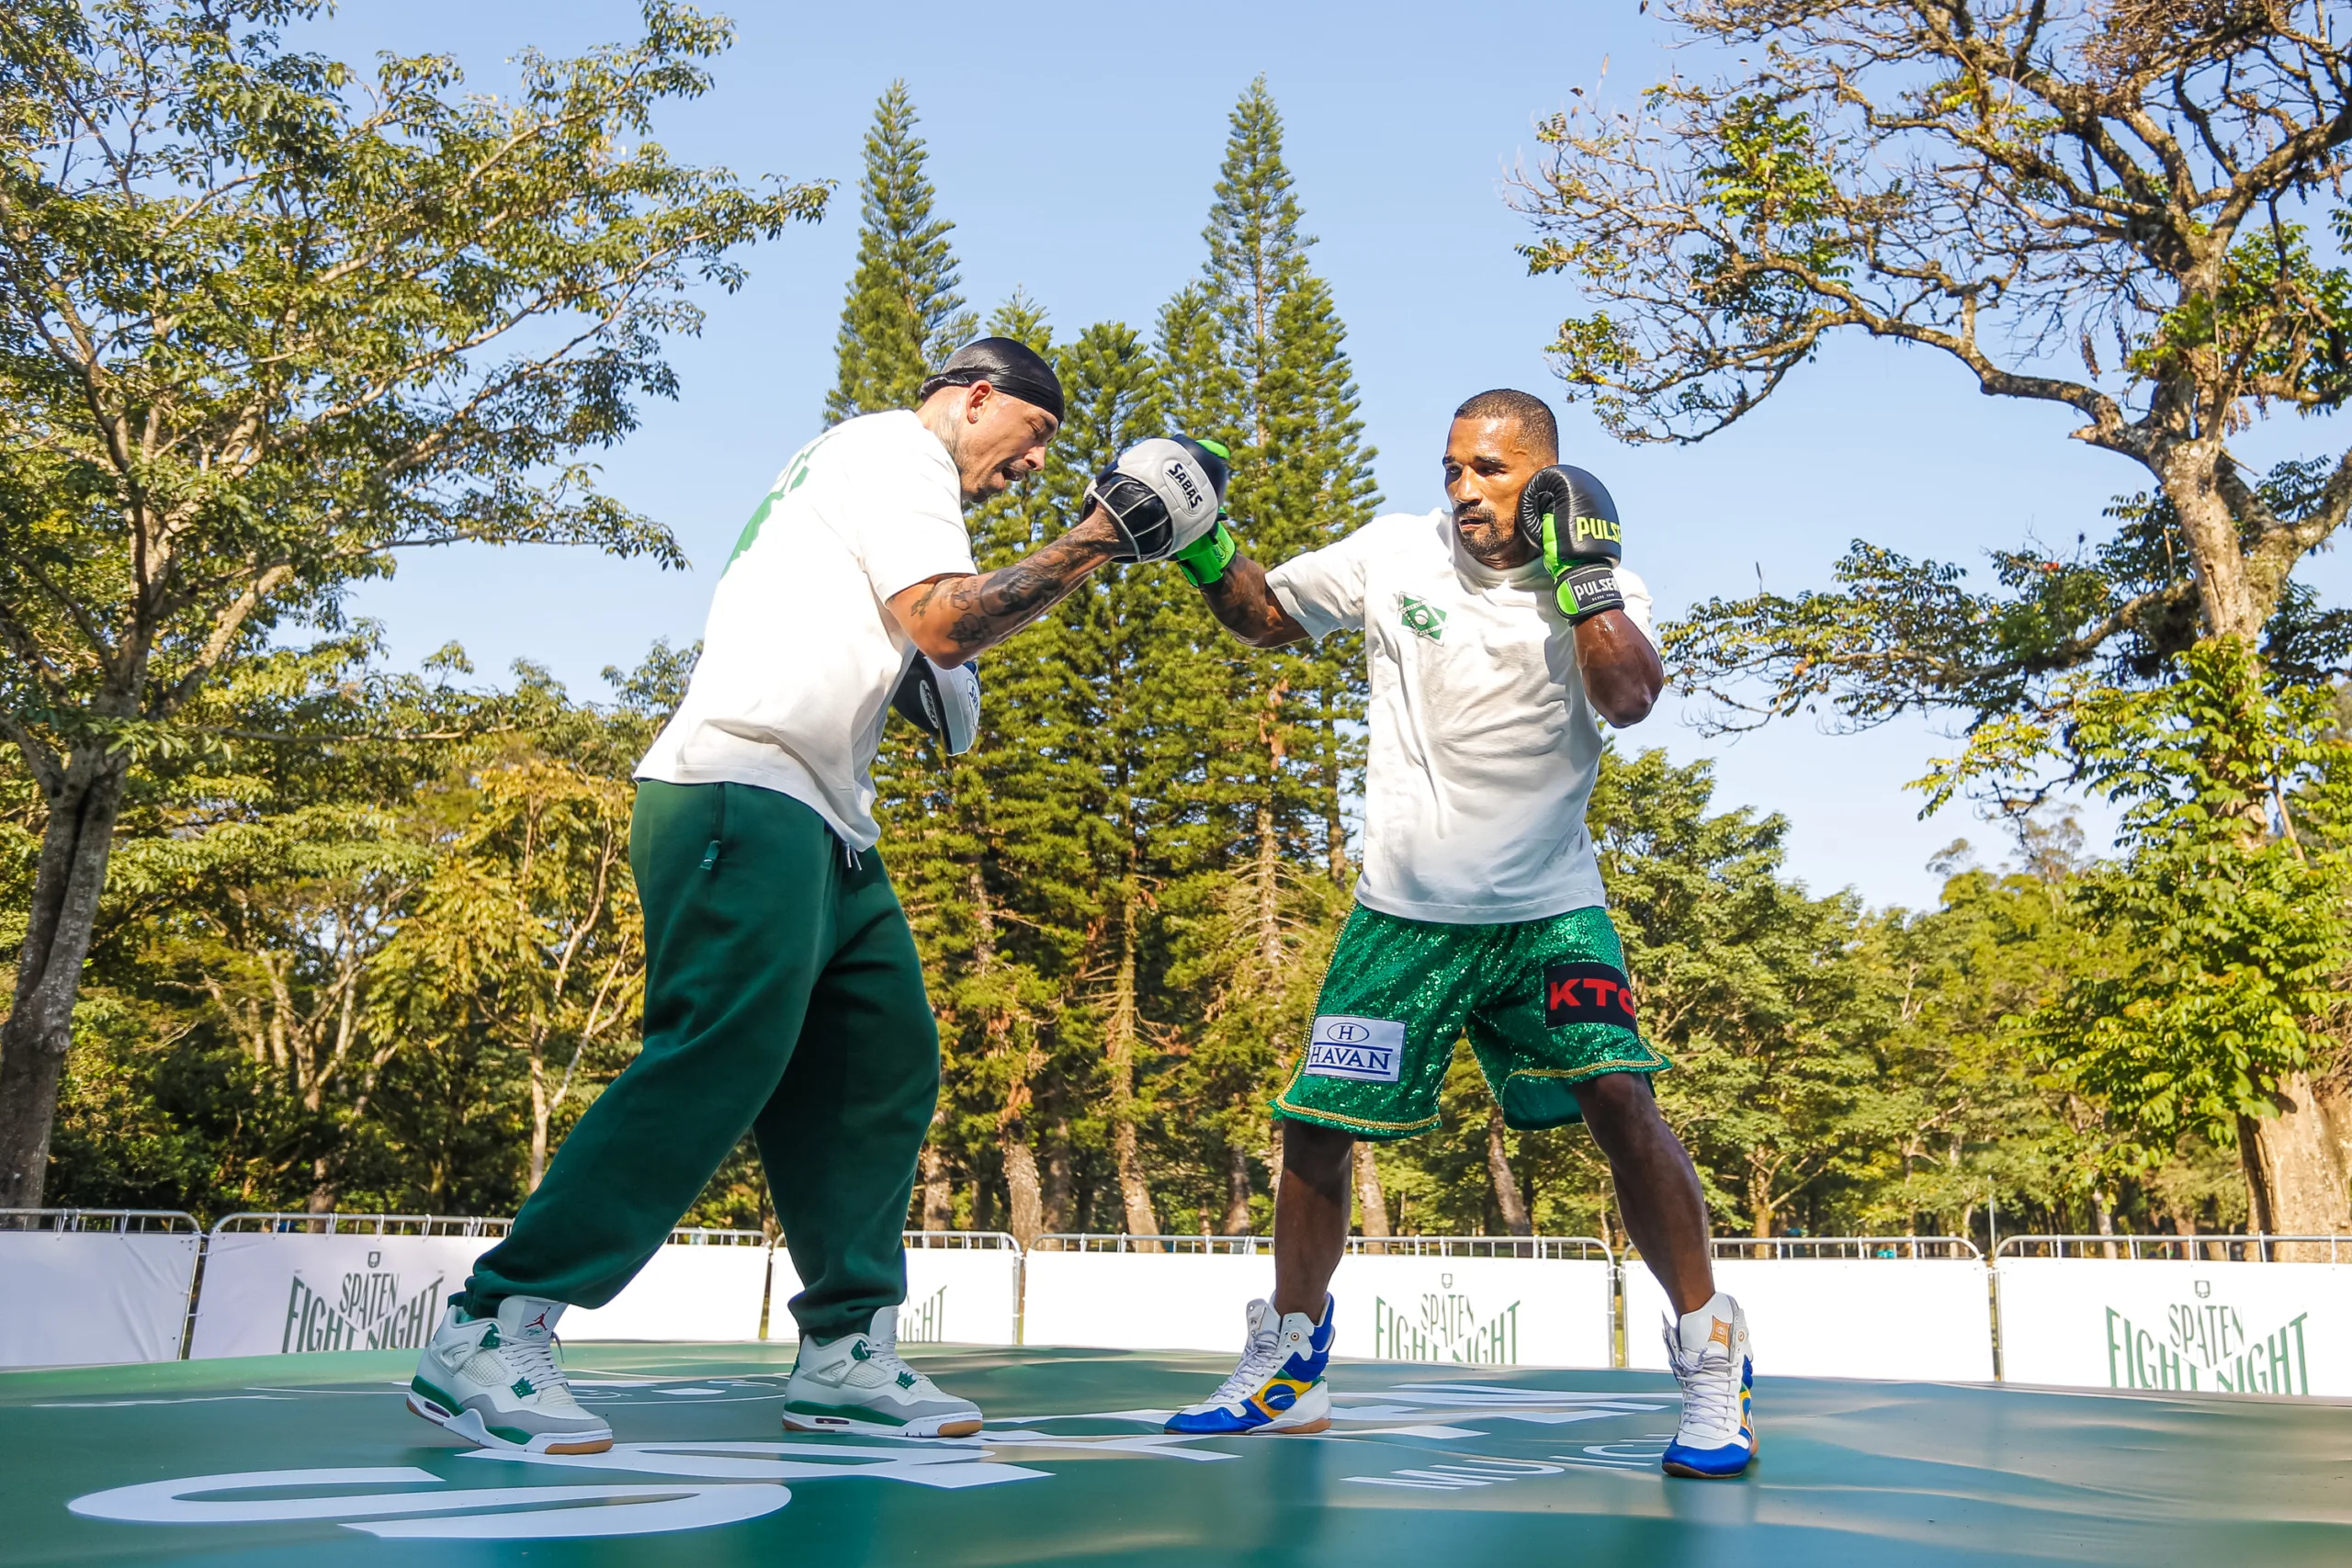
1088,437,1229,562
891,655,981,756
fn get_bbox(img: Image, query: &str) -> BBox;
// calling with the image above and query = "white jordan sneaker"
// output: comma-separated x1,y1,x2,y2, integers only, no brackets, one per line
1662,1290,1756,1478
781,1305,983,1438
407,1296,613,1454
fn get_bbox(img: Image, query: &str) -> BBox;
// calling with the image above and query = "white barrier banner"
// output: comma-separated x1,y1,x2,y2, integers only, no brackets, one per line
1022,1251,1273,1353
0,1230,201,1368
1996,1258,2352,1396
191,1227,773,1357
189,1231,493,1359
1021,1248,1611,1366
1626,1258,1995,1381
1334,1253,1612,1368
900,1246,1021,1346
563,1240,770,1342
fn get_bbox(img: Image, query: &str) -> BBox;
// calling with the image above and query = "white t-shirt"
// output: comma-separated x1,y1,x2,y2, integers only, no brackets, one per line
636,411,975,849
1266,508,1655,924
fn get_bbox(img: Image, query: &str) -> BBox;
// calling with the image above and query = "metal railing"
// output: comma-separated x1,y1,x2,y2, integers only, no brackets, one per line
1026,1233,1611,1260
1030,1233,1267,1254
1996,1234,2350,1262
1343,1235,1611,1262
213,1212,514,1237
663,1227,768,1247
901,1229,1021,1252
1703,1235,1981,1261
0,1207,199,1234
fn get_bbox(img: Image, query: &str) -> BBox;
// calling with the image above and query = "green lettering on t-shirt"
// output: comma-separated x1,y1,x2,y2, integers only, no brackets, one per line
727,431,833,568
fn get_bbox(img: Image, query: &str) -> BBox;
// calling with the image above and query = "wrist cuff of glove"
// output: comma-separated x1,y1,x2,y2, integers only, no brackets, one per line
1556,562,1625,625
1174,522,1237,586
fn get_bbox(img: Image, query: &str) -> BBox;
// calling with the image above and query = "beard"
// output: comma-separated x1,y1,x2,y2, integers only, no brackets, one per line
1453,507,1521,563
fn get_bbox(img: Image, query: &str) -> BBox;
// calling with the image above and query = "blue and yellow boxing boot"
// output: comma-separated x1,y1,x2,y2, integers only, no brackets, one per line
1165,1295,1335,1435
1662,1291,1756,1478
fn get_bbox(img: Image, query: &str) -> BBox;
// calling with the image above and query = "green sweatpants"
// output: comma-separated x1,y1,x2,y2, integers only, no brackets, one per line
462,780,939,1342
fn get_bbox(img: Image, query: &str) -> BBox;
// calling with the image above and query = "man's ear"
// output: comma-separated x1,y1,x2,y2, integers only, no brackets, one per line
964,381,993,423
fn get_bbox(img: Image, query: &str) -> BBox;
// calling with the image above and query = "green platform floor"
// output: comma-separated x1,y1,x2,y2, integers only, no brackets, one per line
4,1344,2348,1566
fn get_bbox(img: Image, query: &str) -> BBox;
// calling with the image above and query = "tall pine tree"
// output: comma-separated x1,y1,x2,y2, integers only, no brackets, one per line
827,82,975,423
823,80,977,1228
1156,79,1378,1231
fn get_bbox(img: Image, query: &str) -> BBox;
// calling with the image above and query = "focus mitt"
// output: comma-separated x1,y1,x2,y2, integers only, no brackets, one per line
1089,436,1229,562
891,655,980,756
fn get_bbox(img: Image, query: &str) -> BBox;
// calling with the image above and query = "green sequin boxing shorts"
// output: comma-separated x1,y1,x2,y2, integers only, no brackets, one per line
1272,903,1669,1140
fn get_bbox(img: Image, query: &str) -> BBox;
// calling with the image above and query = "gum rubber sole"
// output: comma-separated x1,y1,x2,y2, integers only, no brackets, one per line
782,1412,983,1439
405,1392,615,1455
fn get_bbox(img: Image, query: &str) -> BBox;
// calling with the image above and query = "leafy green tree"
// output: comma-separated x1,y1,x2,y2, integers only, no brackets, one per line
1850,830,2124,1242
1589,748,1887,1237
826,82,974,422
0,0,826,1206
2023,640,2352,1238
1517,0,2352,1232
377,672,657,1193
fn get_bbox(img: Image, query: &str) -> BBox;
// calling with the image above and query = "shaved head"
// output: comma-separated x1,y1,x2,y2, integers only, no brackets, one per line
1453,389,1559,464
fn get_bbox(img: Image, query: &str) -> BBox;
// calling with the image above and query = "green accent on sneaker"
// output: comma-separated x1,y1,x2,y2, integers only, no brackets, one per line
897,1371,917,1390
410,1375,462,1414
511,1378,535,1398
489,1424,536,1445
850,1340,873,1362
785,1398,911,1427
480,1325,501,1348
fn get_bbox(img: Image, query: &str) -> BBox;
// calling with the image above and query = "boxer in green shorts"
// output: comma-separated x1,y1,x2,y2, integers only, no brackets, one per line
1278,903,1667,1138
1163,389,1757,1481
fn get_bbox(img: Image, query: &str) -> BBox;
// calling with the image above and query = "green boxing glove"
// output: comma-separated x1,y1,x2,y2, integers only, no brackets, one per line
1514,464,1624,623
1169,437,1237,586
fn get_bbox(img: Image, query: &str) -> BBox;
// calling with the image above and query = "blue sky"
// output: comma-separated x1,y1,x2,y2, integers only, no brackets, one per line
320,0,2344,910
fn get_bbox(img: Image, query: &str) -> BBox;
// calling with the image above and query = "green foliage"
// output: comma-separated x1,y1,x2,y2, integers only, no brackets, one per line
22,59,2286,1253
2026,639,2352,1154
826,81,973,422
1,0,822,761
1669,458,2350,757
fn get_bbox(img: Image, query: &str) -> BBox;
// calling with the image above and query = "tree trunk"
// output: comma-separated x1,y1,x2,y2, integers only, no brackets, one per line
1105,895,1159,1247
1320,681,1350,886
1745,1156,1775,1246
2240,1072,2352,1259
1487,1105,1532,1237
1221,1140,1254,1235
1042,1126,1072,1234
1253,681,1289,973
527,1043,551,1192
919,1135,954,1231
1001,1136,1044,1247
2093,1189,2119,1260
0,760,129,1209
1353,1140,1389,1250
307,1155,336,1216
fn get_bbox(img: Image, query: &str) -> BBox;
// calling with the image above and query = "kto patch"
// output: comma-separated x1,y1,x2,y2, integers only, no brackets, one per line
1304,1015,1405,1082
1543,962,1637,1031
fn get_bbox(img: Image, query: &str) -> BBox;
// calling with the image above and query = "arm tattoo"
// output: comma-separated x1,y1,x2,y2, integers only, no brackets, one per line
917,528,1110,659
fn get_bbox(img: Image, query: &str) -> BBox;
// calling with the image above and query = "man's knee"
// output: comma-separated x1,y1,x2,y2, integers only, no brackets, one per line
1576,1070,1659,1130
1281,1117,1355,1181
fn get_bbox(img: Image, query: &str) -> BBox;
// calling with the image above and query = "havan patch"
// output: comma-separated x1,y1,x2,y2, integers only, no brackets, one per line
1304,1016,1406,1082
